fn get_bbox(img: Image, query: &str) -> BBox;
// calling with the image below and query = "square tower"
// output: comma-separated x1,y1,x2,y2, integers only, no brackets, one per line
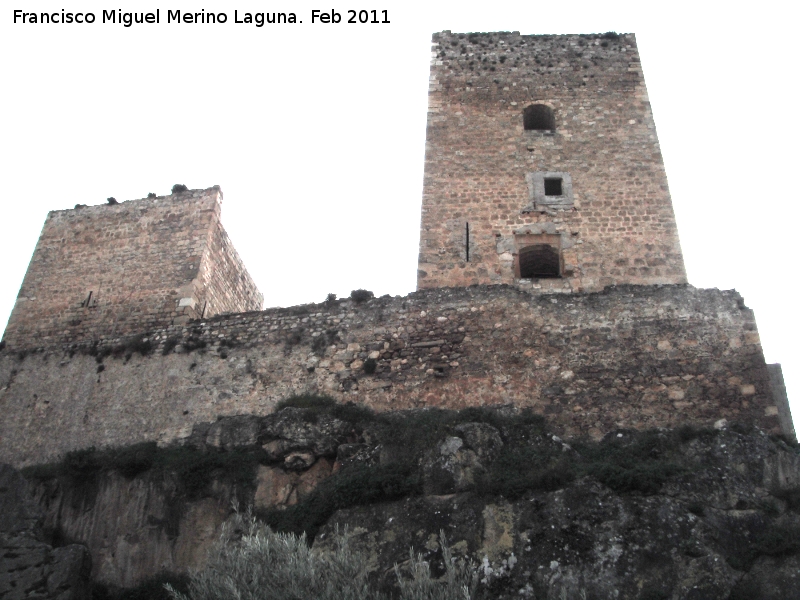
418,32,687,293
2,186,263,348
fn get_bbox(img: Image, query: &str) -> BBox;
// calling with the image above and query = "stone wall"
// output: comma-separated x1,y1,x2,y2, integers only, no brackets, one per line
0,285,786,467
418,32,687,292
1,187,263,348
196,218,264,322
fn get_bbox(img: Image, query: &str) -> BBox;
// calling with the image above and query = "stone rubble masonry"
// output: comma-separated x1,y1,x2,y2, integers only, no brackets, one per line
418,32,687,292
1,186,263,348
0,284,790,467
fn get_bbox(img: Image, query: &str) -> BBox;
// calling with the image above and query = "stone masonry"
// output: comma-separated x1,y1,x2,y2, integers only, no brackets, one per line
419,32,687,292
0,285,789,467
1,187,263,348
0,33,792,469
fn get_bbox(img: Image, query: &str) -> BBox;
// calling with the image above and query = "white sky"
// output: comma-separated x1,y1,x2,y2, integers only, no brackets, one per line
2,1,798,424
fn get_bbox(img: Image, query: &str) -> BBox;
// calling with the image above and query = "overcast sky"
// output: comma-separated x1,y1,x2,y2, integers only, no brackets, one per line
2,1,797,423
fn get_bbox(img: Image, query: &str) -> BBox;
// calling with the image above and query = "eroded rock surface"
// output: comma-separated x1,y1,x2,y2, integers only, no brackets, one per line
0,464,90,600
21,407,800,599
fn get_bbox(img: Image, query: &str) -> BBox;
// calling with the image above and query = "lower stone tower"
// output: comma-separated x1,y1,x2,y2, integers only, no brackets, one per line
1,186,263,348
418,31,687,294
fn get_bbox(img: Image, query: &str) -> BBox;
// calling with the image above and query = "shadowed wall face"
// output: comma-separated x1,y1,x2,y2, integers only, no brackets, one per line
418,31,687,293
1,187,263,348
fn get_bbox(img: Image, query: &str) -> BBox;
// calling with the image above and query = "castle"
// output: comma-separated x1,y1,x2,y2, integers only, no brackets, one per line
0,32,793,467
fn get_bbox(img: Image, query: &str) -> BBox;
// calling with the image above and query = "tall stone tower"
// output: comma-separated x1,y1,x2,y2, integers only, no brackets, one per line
418,31,687,293
2,186,263,348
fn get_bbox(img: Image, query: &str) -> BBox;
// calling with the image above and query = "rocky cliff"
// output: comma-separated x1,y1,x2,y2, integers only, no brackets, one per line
16,401,800,599
0,464,91,600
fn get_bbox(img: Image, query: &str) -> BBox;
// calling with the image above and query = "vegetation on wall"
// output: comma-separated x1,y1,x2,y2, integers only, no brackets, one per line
21,395,800,599
165,511,477,600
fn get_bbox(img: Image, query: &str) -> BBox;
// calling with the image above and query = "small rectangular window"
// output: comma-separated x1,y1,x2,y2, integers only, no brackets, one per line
544,178,563,196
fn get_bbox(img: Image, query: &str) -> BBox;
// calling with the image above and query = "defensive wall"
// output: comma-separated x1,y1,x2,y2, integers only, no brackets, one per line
0,284,791,467
419,32,686,292
1,187,263,349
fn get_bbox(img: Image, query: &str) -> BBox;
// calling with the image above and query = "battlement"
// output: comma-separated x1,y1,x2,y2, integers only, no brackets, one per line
1,186,263,348
419,31,686,292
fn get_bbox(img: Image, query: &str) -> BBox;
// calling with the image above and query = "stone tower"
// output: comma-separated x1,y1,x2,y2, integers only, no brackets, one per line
1,186,263,348
418,31,687,293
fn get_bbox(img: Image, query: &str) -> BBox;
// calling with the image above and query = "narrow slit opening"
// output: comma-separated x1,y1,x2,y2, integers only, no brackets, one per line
465,222,470,262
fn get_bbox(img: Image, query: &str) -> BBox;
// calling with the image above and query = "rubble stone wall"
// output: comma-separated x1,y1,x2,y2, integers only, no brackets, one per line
1,187,262,347
0,285,785,467
419,32,687,292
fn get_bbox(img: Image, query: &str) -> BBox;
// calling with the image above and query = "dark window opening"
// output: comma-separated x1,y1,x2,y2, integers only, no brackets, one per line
544,178,562,196
519,244,560,278
523,104,556,131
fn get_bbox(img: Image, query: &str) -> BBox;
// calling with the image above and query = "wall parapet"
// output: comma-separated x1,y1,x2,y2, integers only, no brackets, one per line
0,284,788,467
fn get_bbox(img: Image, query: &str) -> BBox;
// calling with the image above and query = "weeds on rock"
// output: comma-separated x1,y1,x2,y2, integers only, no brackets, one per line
395,531,477,600
166,511,376,600
23,443,259,501
259,463,420,541
166,511,476,600
93,572,189,600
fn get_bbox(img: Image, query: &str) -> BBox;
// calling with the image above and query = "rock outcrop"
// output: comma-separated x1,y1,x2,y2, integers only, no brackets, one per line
0,464,91,600
21,406,800,599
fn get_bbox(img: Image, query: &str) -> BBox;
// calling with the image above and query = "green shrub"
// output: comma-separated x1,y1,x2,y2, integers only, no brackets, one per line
676,424,716,443
587,461,684,495
364,358,378,374
154,447,259,499
376,409,458,468
166,512,476,600
330,401,377,427
63,447,102,483
350,289,374,303
395,531,477,600
24,443,259,501
182,337,207,352
260,464,420,540
108,442,158,478
574,430,687,495
477,442,573,500
171,184,189,194
166,512,376,600
162,337,180,355
112,335,153,359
